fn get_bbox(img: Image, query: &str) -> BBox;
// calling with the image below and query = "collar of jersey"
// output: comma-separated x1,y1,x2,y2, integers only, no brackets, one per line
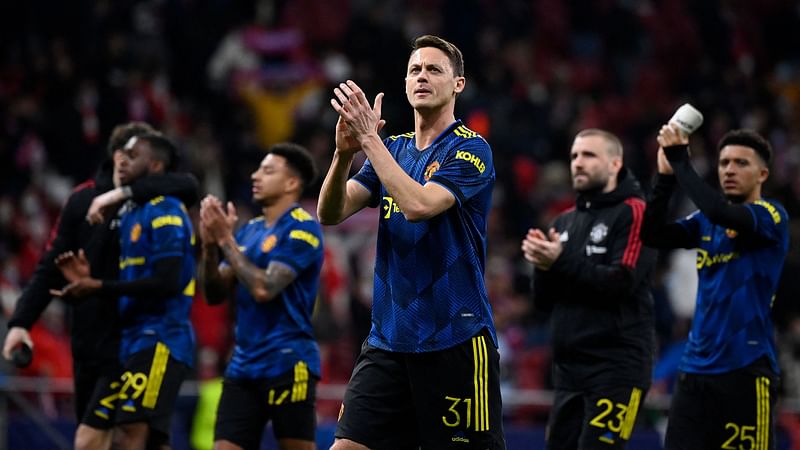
258,202,301,229
411,119,462,152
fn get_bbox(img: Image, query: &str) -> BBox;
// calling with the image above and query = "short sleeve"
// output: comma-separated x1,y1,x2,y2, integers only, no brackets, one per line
428,138,494,206
270,221,324,274
747,200,788,244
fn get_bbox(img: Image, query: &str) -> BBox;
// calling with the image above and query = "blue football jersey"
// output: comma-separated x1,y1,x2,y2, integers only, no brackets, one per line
224,205,323,379
677,199,789,374
118,196,196,366
352,120,498,352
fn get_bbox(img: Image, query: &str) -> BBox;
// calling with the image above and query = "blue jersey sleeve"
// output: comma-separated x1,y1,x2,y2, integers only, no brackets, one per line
352,154,381,208
428,137,494,206
747,200,788,245
270,221,324,274
147,201,191,261
676,210,703,247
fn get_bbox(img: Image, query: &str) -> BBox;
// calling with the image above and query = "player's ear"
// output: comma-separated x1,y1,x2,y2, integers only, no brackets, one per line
149,159,165,174
758,165,769,184
286,175,301,194
454,77,465,95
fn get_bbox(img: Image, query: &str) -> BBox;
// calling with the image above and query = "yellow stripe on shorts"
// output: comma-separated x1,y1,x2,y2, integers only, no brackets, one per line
472,335,489,432
619,387,642,440
291,361,309,402
756,376,770,450
142,342,170,409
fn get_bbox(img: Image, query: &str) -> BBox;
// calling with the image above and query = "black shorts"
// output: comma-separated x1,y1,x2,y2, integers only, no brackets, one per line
665,358,777,450
113,342,189,436
215,362,318,449
335,329,505,450
79,369,123,429
73,358,123,429
546,385,647,450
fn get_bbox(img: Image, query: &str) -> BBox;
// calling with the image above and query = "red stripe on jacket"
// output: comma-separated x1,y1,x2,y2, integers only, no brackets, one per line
622,198,645,269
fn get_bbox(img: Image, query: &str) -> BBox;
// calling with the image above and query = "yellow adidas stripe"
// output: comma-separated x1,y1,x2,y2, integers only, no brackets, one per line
481,337,489,431
142,342,170,409
454,125,478,139
292,361,309,402
756,377,770,450
472,336,489,432
620,387,642,439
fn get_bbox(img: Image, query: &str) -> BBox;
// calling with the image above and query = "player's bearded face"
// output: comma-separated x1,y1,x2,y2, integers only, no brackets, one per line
405,47,463,110
571,166,609,192
570,136,614,193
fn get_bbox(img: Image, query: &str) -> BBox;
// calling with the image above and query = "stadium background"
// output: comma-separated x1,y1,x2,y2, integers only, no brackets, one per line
1,0,800,448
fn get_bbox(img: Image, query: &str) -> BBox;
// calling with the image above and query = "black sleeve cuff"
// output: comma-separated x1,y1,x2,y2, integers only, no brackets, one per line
7,319,31,330
663,144,690,164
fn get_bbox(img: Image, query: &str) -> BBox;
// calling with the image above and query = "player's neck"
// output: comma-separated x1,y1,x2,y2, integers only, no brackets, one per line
743,191,762,204
414,107,456,149
262,196,298,226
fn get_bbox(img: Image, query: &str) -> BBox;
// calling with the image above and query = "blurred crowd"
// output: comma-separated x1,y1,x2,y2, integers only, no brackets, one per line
2,0,800,434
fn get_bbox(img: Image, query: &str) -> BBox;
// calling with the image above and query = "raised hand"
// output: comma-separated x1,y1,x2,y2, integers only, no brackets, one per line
54,249,91,282
334,115,361,155
521,228,563,270
200,195,238,246
330,80,385,142
657,123,689,148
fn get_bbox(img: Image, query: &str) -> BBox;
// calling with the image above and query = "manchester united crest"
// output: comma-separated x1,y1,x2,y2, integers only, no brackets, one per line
261,234,277,253
130,223,142,243
725,228,738,238
590,223,608,243
424,161,440,181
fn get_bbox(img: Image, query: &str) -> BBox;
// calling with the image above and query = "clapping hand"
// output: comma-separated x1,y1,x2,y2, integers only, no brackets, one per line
331,80,386,146
199,195,238,246
521,228,563,271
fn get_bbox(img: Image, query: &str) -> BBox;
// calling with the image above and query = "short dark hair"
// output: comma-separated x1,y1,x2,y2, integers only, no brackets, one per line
411,35,464,77
132,133,179,172
575,129,624,159
717,129,772,165
107,122,157,156
267,142,317,192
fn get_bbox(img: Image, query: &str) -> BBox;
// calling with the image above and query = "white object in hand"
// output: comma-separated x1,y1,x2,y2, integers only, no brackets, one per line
669,103,704,135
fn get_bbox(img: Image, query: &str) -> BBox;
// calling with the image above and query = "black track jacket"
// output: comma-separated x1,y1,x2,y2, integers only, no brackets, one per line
531,168,656,390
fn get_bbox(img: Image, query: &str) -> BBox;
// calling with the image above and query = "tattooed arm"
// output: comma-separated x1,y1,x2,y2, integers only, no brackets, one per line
218,240,297,303
199,195,296,303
